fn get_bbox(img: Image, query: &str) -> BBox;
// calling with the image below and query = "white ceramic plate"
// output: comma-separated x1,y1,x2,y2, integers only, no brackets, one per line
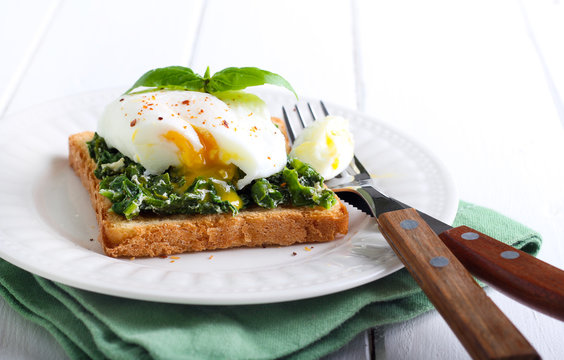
0,88,457,305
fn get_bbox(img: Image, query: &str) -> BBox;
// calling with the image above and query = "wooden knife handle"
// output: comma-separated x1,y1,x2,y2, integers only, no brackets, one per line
378,208,539,360
439,225,564,321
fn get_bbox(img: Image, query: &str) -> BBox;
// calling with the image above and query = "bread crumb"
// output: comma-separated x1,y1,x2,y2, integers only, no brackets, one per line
170,256,180,260
208,255,214,260
304,246,312,252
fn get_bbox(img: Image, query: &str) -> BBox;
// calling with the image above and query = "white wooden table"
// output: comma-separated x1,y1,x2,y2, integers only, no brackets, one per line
1,1,563,359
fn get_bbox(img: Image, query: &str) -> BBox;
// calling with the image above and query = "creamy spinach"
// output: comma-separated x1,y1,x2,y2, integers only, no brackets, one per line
87,133,336,219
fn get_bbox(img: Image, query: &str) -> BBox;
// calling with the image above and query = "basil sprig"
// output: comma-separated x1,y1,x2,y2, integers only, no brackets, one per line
124,66,297,98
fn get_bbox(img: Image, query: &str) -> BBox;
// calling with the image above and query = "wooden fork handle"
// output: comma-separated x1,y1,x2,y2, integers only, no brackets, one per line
439,225,564,321
378,208,539,360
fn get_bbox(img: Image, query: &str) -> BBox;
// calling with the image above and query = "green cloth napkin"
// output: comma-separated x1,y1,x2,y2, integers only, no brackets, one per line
0,201,542,360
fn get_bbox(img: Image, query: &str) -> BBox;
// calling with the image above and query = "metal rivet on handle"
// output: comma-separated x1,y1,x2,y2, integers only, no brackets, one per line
461,232,479,240
501,251,520,260
430,256,449,268
400,219,419,230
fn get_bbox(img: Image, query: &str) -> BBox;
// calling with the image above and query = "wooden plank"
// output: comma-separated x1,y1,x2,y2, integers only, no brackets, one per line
520,0,564,124
0,2,203,359
0,298,69,359
5,0,204,116
355,1,564,359
355,0,564,261
323,331,371,360
355,0,563,210
385,310,467,359
0,0,59,118
189,0,357,108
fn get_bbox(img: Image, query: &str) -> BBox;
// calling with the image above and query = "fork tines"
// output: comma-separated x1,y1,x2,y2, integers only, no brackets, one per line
281,107,296,144
282,101,330,145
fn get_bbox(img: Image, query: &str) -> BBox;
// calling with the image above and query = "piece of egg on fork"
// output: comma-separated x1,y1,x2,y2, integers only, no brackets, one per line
289,115,354,180
97,90,288,206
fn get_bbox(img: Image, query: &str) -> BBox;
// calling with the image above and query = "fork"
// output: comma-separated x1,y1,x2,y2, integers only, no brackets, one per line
282,102,540,360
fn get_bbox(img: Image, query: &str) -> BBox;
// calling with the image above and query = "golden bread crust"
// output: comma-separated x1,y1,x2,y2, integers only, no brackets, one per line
68,131,349,258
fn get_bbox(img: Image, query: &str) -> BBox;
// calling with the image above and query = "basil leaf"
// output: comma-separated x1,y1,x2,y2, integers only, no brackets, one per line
124,66,205,94
206,67,297,98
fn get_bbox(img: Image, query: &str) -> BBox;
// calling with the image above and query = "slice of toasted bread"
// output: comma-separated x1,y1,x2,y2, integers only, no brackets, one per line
68,131,348,257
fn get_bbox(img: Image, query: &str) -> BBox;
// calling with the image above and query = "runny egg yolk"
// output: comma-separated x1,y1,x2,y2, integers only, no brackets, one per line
163,128,242,210
326,132,339,170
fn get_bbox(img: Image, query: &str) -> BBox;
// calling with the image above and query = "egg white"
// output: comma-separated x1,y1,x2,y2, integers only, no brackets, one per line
289,115,354,180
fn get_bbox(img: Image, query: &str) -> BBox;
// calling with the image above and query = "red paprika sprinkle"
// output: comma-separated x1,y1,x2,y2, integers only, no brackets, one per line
130,119,137,127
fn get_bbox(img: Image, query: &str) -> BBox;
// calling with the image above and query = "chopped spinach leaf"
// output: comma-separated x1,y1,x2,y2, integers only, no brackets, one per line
87,133,337,219
251,178,286,209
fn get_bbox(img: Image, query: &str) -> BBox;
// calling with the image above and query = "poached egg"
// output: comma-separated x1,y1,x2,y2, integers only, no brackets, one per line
289,115,354,180
97,90,288,204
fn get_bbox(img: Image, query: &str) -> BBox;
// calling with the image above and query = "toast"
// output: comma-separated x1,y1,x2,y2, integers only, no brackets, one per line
69,131,349,257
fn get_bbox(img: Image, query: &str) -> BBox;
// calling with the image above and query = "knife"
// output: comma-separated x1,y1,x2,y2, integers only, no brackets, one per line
336,189,564,322
331,186,540,359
